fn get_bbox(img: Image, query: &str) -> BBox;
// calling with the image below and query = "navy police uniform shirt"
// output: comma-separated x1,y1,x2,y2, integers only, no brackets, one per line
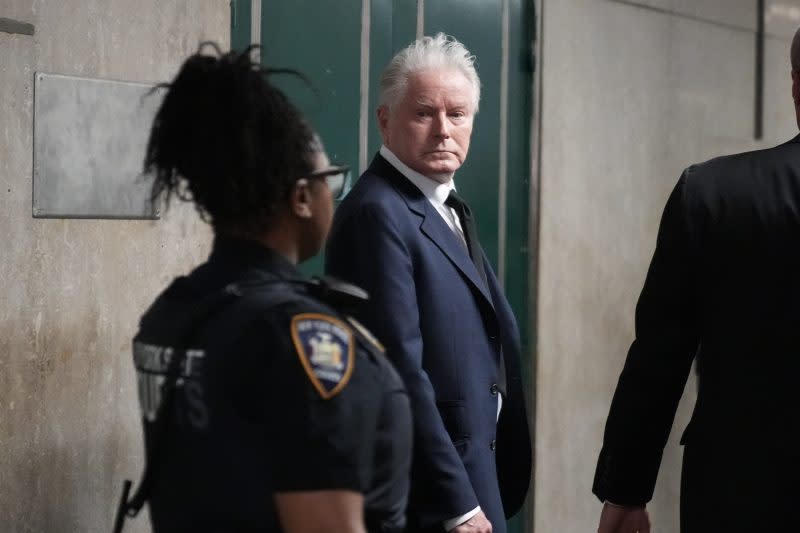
132,237,411,532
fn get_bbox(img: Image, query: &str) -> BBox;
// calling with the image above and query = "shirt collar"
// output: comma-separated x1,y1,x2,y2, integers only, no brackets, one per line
379,145,456,207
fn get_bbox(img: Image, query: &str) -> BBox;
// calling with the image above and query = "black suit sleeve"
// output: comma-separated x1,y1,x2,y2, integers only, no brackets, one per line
593,171,700,505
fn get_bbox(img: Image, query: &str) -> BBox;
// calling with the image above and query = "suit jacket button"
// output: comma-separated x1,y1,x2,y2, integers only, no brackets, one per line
490,439,496,451
489,383,499,395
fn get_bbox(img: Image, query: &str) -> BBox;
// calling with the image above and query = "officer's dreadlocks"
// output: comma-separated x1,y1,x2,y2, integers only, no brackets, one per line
144,43,315,235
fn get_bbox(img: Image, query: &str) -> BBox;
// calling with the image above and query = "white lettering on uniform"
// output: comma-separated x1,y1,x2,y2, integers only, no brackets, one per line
132,341,209,428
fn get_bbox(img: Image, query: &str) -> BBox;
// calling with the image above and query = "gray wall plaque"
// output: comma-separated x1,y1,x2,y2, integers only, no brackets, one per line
33,73,165,219
0,17,35,35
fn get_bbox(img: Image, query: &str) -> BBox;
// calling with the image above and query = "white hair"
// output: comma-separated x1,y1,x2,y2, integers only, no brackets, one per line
379,33,481,113
792,26,800,71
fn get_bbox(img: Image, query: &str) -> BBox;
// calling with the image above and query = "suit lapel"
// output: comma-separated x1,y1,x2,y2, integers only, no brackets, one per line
419,206,495,307
370,155,495,307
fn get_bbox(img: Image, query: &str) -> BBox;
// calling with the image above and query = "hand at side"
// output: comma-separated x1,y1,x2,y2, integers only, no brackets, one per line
451,510,492,533
597,502,651,533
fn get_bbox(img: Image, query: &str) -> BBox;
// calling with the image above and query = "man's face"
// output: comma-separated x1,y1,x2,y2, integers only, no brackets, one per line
378,68,475,182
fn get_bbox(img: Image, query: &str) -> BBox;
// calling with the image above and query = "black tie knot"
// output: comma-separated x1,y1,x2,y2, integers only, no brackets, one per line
445,190,472,220
444,189,486,289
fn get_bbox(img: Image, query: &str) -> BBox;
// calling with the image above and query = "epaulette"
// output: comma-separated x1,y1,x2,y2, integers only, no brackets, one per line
346,316,385,353
306,275,369,311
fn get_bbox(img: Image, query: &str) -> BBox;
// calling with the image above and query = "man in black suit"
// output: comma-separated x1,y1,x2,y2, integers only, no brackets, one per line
593,27,800,533
326,34,531,533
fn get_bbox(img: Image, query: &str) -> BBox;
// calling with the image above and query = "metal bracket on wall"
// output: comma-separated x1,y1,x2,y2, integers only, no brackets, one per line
0,17,34,36
755,0,765,140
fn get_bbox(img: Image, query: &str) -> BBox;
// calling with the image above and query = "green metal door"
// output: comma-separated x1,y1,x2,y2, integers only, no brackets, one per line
231,1,535,530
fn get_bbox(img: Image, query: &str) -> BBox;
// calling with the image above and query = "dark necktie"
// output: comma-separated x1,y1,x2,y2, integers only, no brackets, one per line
445,190,488,288
446,190,507,397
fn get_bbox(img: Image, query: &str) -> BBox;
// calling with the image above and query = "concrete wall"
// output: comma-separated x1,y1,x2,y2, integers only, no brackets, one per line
0,1,227,531
534,0,800,531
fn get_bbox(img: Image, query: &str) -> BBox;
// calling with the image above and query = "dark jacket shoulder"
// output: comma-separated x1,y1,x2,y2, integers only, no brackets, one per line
683,136,800,189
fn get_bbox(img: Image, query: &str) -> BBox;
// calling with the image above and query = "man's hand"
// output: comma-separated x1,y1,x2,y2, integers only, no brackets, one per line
597,502,650,533
451,510,492,533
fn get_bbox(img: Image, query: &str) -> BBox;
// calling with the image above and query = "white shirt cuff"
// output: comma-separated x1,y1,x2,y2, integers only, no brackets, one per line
605,500,645,509
497,392,503,420
441,395,498,531
443,506,481,531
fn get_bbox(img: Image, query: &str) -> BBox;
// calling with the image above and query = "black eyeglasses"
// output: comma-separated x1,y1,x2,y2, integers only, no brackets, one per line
307,164,351,200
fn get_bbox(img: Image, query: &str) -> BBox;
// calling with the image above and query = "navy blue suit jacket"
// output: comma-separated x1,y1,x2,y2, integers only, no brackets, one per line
325,154,531,532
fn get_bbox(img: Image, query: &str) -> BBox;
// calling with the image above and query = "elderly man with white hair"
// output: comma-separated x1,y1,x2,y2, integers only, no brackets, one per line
592,25,800,533
326,34,532,533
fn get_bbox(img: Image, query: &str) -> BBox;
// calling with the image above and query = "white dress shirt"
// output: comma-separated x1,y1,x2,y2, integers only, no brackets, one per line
380,145,502,531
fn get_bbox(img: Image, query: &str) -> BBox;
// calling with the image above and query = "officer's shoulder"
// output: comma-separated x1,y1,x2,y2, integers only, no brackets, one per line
306,275,369,310
228,276,361,313
238,277,374,399
302,277,386,353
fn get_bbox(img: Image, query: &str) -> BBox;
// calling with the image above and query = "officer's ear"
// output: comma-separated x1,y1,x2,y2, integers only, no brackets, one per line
290,178,314,219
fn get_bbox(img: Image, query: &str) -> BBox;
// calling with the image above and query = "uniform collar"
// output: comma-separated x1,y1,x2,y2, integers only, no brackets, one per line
208,236,304,281
379,145,457,208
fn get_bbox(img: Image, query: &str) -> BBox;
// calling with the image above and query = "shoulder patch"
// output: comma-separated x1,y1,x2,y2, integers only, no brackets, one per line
290,313,355,399
346,316,385,352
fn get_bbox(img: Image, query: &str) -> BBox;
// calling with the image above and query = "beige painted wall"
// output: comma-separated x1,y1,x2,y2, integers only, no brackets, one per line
0,1,227,531
534,0,800,531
